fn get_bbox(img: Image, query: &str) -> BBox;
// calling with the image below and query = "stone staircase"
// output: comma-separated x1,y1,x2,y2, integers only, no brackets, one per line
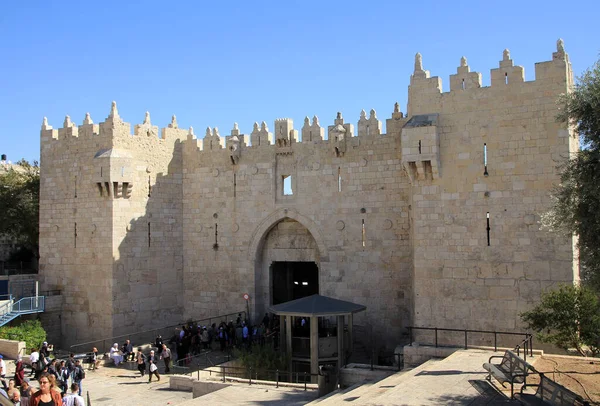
0,295,45,326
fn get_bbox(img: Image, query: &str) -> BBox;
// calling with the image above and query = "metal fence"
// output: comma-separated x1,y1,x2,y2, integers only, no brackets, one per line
407,326,533,357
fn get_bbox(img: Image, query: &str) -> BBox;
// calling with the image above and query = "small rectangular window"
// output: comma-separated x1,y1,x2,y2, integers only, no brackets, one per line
283,175,293,196
338,167,342,192
362,219,366,247
484,143,489,176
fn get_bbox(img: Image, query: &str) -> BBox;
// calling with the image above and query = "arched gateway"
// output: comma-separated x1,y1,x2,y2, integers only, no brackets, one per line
248,208,329,318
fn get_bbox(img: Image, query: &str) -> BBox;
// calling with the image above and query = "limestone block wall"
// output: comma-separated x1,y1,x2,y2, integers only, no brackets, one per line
39,108,186,346
406,44,577,342
40,115,116,346
182,116,413,347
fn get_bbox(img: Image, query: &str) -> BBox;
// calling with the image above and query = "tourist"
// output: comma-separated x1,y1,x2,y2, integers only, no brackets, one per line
10,390,21,406
28,349,39,378
46,375,61,396
121,339,134,362
29,373,61,406
71,360,84,396
89,347,100,370
154,335,163,351
147,351,160,383
14,356,25,387
57,361,69,394
160,344,171,374
20,379,33,399
109,343,123,366
200,327,209,350
46,360,57,380
6,379,17,398
135,347,146,377
61,383,84,406
65,354,75,379
0,355,7,389
39,342,50,364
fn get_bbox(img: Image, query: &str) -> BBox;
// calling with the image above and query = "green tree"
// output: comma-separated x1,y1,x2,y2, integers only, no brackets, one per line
521,284,600,356
542,58,600,291
0,159,40,261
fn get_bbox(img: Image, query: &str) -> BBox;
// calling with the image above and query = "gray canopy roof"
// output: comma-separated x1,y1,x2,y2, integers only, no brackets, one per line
268,294,366,317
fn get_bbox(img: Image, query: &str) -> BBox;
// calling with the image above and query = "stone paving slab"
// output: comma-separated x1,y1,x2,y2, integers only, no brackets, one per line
361,350,520,406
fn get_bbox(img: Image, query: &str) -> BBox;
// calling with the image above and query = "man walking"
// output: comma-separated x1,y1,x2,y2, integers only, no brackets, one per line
72,359,85,396
62,383,85,406
160,344,171,374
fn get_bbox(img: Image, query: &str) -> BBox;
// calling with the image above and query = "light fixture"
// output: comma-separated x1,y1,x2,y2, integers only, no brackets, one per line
302,282,308,286
294,281,299,285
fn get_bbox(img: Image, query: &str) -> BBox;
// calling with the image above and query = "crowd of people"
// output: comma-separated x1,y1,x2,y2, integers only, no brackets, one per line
0,313,282,404
0,341,86,405
105,312,281,374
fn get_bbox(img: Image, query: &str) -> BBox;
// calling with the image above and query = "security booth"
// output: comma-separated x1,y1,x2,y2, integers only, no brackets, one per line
268,294,366,383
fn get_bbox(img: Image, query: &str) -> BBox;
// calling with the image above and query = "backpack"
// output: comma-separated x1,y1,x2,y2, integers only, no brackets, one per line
75,366,85,380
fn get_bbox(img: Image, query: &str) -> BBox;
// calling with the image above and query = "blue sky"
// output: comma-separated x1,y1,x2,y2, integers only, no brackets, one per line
1,0,599,163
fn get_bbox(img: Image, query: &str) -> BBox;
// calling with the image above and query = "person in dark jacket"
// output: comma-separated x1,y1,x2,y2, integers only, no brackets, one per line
135,347,146,377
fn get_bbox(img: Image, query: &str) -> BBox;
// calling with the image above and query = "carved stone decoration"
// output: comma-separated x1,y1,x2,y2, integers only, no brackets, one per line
383,219,393,230
336,220,345,231
232,223,240,233
213,168,220,177
251,166,259,175
360,158,368,167
312,162,321,171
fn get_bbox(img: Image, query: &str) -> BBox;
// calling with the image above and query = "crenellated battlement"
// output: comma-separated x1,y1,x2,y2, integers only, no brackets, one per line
42,40,572,158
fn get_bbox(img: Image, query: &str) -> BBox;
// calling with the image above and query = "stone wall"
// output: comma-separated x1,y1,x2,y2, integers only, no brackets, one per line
39,40,578,350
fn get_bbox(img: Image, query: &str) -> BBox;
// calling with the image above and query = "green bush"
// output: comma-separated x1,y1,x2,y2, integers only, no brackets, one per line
234,345,290,380
0,319,46,352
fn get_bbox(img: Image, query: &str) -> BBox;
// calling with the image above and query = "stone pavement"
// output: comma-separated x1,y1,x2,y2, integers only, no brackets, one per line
2,358,317,406
1,349,533,405
311,349,527,405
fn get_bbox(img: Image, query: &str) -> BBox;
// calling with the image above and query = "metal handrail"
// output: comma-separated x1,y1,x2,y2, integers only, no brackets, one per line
0,296,45,326
205,365,319,390
407,326,533,355
69,310,246,353
514,333,534,361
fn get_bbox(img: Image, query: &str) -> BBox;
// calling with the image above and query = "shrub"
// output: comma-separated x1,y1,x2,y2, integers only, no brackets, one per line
0,319,47,351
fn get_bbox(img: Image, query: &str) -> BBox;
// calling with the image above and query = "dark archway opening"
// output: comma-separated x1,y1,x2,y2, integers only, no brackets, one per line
271,261,318,305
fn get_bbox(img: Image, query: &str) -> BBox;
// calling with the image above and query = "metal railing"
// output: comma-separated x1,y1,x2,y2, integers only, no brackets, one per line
204,365,319,390
514,334,534,361
0,296,45,326
69,310,246,354
407,326,533,356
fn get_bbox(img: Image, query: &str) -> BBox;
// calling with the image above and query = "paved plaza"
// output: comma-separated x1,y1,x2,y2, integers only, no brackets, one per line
1,349,530,405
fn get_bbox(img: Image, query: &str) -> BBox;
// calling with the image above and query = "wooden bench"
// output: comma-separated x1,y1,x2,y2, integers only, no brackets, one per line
482,349,534,398
514,373,590,406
